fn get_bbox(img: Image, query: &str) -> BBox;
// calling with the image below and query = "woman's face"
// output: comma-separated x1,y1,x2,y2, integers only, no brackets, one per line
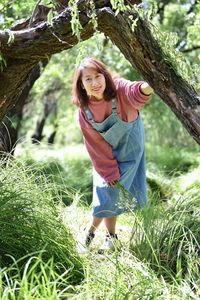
81,65,106,100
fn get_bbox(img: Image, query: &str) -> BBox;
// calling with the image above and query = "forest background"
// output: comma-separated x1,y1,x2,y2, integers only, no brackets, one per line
0,0,200,299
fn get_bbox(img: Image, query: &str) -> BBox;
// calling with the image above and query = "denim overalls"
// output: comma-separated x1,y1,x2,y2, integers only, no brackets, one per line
84,98,147,218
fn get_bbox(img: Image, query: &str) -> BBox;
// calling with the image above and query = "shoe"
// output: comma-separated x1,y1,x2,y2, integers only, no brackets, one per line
77,231,95,254
98,234,119,254
85,232,95,247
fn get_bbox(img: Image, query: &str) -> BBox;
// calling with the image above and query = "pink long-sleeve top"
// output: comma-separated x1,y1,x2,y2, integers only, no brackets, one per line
79,78,151,182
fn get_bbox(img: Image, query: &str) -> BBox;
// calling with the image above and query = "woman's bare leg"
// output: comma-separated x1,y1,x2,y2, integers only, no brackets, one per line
104,216,117,235
88,216,103,233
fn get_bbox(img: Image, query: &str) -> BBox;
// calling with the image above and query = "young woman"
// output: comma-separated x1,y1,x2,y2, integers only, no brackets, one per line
72,57,153,252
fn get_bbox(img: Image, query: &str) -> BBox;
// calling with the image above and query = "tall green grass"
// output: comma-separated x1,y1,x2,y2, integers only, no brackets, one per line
130,173,200,291
22,157,93,206
1,245,197,300
0,159,83,285
2,143,198,299
0,255,77,299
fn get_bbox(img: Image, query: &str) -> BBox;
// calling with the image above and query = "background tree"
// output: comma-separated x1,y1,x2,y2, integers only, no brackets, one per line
31,85,59,144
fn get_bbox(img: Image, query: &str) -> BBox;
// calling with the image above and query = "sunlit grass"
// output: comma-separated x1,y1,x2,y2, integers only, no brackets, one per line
63,197,200,300
176,168,200,194
129,189,200,291
0,254,79,300
0,158,84,285
0,142,199,299
15,142,93,206
15,142,89,162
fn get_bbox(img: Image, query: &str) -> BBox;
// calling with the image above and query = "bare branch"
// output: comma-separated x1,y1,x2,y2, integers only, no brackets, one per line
182,46,200,53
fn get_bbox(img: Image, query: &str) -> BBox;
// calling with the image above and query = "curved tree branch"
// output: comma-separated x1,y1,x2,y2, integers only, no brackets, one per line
97,7,200,144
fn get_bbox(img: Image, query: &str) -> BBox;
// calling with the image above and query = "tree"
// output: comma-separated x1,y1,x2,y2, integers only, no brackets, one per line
0,0,200,145
0,60,48,156
31,90,58,144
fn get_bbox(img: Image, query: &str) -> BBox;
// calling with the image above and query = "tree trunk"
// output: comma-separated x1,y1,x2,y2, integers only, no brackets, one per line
31,95,57,143
48,131,57,144
0,0,200,144
31,118,46,144
0,61,47,156
47,103,58,145
48,124,58,144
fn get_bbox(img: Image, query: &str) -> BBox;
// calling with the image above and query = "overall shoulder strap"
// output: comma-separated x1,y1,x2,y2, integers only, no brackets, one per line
111,98,117,114
83,107,95,124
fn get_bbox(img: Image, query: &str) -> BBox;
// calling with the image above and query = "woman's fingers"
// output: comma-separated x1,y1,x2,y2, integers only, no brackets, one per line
108,180,117,187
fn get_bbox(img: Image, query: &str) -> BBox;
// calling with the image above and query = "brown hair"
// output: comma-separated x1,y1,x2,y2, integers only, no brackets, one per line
72,57,117,107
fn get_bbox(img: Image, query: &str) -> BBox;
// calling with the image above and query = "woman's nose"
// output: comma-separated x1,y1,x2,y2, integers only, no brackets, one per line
92,79,99,87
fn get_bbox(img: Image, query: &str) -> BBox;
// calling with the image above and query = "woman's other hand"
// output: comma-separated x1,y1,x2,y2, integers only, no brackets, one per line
108,180,117,187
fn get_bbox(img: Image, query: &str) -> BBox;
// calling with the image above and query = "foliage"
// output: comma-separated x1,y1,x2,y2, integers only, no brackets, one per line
176,167,200,196
16,143,93,205
142,95,200,148
0,0,36,29
68,0,83,40
130,185,200,287
25,156,93,206
146,144,199,174
1,237,197,299
0,158,83,284
4,29,15,46
0,255,78,299
133,1,200,90
111,0,127,14
0,143,199,298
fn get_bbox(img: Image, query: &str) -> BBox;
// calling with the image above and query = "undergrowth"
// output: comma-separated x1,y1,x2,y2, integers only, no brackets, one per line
0,158,83,286
0,143,199,299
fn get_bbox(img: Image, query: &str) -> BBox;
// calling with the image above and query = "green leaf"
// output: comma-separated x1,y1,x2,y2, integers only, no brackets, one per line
5,29,15,46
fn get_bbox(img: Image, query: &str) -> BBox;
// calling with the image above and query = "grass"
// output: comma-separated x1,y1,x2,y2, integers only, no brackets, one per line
130,196,200,284
62,202,200,299
146,144,199,175
0,158,84,285
15,144,93,206
0,142,199,299
0,255,78,299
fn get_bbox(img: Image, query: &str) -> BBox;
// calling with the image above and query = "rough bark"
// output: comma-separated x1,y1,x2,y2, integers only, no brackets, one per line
0,0,200,144
0,61,47,156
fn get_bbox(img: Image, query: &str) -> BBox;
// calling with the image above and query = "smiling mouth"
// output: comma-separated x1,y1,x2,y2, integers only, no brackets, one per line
92,87,101,92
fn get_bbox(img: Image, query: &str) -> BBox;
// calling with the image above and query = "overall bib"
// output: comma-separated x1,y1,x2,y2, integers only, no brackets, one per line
84,98,147,218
